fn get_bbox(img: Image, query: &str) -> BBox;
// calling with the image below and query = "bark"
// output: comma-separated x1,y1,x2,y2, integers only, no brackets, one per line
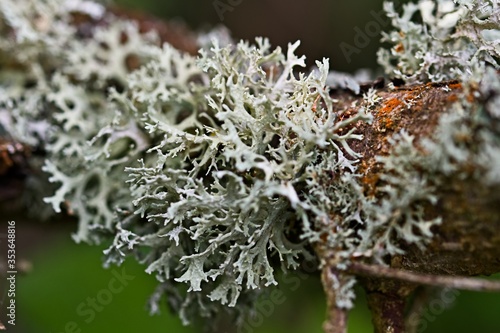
343,81,500,277
321,266,349,333
322,80,500,332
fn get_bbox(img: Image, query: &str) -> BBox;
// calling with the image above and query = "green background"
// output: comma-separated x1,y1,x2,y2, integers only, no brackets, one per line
8,220,500,333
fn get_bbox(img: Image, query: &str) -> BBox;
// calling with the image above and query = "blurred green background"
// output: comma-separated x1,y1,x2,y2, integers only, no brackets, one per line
8,218,500,333
3,0,500,332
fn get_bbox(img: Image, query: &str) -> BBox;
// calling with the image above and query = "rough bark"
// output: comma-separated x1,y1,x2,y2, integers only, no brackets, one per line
322,81,500,332
340,81,500,278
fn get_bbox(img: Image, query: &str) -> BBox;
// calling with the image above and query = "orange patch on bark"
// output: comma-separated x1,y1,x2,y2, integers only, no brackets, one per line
377,98,403,130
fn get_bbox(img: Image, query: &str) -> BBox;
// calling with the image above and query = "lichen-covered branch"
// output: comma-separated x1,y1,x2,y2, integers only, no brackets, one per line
1,1,500,332
321,266,350,333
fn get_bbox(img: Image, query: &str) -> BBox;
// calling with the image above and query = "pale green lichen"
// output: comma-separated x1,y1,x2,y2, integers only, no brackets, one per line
378,0,500,83
100,37,372,321
1,0,500,327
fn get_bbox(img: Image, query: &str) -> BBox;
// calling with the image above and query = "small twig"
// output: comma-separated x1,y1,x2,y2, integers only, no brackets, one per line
321,266,349,333
348,262,500,291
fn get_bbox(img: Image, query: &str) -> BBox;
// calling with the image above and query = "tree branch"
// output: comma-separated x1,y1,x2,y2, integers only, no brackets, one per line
348,262,500,292
2,3,500,333
321,266,349,333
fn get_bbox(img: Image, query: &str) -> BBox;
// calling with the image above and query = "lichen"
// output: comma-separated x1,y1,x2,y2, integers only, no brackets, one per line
1,0,500,328
378,0,500,84
100,38,372,322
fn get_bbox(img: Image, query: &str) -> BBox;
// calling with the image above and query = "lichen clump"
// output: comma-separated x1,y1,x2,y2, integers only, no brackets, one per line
0,0,499,326
378,0,500,83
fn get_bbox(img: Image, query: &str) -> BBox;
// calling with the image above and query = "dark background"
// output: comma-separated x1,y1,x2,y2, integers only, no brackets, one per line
115,0,414,72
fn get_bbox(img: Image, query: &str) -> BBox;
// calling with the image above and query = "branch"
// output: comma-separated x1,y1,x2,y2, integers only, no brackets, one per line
321,266,349,333
1,2,500,333
348,262,500,292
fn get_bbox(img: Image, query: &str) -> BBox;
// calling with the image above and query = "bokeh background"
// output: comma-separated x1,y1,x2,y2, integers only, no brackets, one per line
3,0,500,332
115,0,400,72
